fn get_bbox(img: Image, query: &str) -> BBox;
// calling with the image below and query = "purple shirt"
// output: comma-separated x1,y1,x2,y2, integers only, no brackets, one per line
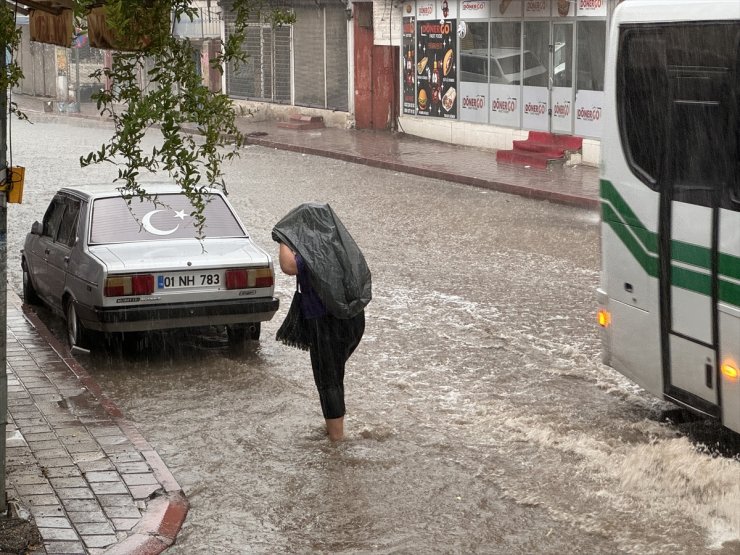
296,255,327,319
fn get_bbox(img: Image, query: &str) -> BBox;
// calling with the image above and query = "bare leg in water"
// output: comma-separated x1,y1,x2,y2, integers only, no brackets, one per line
326,417,344,441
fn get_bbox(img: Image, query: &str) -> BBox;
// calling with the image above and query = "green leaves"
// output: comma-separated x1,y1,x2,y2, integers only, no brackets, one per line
76,0,282,239
0,0,297,237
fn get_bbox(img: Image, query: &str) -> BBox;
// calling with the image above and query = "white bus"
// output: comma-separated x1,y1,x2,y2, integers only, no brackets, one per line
597,0,740,433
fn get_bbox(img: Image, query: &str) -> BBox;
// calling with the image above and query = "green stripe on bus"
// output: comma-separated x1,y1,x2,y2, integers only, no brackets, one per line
600,178,740,307
719,279,740,307
671,265,711,295
719,252,739,278
602,203,658,276
600,180,658,252
671,240,711,269
600,180,648,229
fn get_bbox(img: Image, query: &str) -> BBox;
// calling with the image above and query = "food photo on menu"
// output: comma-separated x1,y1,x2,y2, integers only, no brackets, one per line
402,16,416,115
416,17,457,118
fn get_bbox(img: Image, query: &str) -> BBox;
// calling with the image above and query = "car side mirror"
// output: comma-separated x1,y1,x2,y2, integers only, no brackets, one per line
31,221,43,236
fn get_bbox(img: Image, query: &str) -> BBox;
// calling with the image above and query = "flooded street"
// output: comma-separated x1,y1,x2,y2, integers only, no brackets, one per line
8,118,740,554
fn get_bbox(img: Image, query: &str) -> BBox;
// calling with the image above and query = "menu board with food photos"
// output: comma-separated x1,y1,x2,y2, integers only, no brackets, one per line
402,16,416,115
416,19,458,118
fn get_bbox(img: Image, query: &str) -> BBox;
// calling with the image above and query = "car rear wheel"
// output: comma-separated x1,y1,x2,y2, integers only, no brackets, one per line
65,300,90,350
22,265,40,305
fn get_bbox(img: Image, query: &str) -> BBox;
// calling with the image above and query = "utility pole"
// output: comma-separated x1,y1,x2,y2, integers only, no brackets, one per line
0,45,8,515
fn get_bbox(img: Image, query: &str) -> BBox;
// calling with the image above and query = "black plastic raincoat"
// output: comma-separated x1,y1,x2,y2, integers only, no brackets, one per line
272,203,372,319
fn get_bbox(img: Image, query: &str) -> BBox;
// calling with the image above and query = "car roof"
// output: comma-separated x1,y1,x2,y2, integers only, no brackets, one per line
59,183,223,201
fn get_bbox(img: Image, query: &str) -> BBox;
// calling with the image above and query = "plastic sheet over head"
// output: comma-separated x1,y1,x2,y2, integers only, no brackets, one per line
272,203,372,319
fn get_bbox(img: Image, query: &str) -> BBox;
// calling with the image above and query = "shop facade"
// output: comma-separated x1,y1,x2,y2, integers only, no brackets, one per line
220,0,353,127
396,0,616,165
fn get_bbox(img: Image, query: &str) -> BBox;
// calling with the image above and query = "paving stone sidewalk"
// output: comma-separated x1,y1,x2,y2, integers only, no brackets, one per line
5,291,187,555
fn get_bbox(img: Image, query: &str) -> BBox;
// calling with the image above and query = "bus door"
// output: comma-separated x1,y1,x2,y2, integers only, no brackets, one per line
660,60,734,417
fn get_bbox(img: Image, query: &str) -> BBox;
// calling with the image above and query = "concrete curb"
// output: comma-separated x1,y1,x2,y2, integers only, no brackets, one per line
243,135,600,211
14,292,189,555
193,121,599,211
103,494,189,555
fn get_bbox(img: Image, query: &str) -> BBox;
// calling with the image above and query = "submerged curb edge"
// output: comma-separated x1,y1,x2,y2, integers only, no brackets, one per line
11,292,189,555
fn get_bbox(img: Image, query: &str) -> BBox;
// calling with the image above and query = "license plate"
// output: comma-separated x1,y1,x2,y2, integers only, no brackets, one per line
156,271,224,290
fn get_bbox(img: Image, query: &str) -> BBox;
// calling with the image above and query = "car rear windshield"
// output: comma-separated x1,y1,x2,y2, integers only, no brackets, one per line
90,193,246,244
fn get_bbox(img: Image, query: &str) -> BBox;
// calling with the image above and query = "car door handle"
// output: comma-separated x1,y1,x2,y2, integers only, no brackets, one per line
44,248,50,255
64,256,70,264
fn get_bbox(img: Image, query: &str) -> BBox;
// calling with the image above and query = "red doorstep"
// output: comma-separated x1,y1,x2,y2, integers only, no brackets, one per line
497,131,583,168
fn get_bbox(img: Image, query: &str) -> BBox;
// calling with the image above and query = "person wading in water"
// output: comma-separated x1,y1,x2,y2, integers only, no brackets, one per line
273,203,372,441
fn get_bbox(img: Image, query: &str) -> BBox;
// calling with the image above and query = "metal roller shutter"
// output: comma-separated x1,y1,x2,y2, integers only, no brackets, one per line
223,0,347,110
325,5,348,111
293,6,325,108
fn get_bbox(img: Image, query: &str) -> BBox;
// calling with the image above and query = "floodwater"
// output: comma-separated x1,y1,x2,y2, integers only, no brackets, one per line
8,118,740,554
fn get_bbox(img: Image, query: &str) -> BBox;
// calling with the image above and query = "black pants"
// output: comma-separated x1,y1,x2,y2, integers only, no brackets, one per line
307,311,365,419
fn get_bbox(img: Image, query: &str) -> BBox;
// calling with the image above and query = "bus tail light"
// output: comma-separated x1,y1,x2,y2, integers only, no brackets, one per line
721,361,738,381
104,274,154,297
225,267,274,290
597,309,611,327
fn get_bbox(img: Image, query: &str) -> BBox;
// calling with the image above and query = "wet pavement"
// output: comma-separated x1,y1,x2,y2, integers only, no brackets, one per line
11,94,600,211
3,94,600,554
5,291,187,554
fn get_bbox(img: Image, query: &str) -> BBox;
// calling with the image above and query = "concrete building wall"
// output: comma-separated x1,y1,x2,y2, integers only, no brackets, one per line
16,27,57,97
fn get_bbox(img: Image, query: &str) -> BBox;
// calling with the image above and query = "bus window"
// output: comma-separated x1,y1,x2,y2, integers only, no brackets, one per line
735,37,740,205
668,66,730,207
617,29,667,189
617,22,739,207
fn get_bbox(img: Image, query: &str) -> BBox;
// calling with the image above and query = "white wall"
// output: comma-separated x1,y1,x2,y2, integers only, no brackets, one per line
398,115,601,166
231,99,353,128
372,0,404,46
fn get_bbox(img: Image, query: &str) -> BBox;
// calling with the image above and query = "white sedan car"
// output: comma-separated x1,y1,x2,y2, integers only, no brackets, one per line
21,184,279,349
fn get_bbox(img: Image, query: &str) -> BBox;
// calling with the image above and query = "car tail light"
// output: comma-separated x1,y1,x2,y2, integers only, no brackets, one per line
104,274,155,297
225,267,274,290
253,268,274,288
225,269,248,289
